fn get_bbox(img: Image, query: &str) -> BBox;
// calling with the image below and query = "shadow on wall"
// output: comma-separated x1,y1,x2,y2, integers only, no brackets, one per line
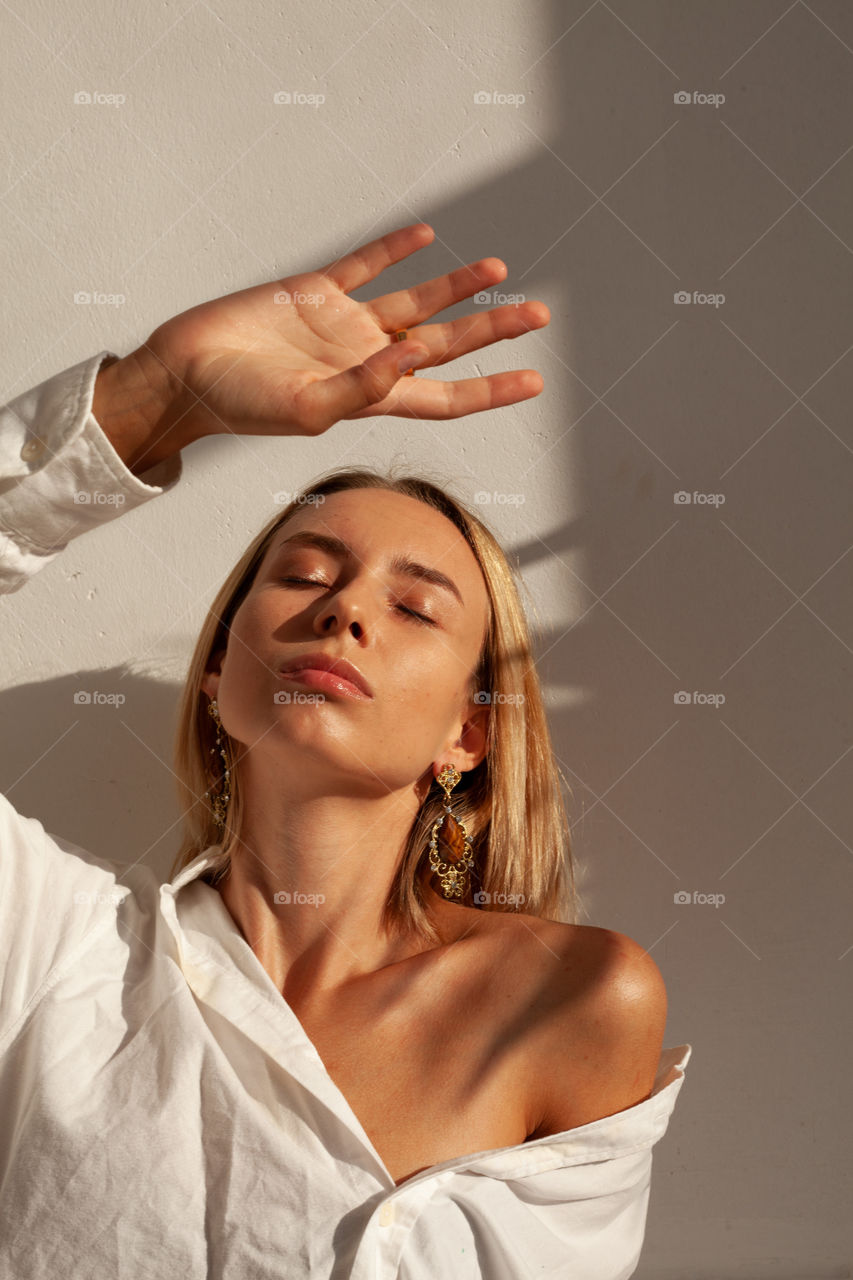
0,669,185,884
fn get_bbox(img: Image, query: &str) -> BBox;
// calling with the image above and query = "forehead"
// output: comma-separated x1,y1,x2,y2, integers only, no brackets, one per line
267,488,489,610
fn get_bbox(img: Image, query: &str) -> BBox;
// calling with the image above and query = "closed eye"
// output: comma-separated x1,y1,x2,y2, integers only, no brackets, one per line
278,577,436,625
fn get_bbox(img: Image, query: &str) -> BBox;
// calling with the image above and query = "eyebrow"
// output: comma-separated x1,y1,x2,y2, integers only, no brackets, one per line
270,530,465,606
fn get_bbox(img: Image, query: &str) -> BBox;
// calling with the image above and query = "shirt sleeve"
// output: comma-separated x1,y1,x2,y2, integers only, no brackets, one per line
0,792,134,1050
0,349,183,593
0,352,183,1039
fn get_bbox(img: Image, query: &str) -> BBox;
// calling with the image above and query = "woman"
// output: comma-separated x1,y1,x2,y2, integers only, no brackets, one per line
0,222,690,1277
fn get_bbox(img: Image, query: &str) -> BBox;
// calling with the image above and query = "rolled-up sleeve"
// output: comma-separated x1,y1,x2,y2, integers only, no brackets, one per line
0,350,182,593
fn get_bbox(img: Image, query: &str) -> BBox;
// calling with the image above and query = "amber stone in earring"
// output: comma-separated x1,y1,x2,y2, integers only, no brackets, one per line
428,764,475,900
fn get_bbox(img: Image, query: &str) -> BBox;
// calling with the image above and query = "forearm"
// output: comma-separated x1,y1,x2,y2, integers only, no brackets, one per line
92,348,196,478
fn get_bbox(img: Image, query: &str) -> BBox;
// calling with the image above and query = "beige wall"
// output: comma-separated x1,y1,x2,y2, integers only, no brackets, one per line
1,1,850,1273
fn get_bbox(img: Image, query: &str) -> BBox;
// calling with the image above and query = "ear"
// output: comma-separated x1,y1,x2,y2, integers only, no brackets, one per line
433,699,490,780
200,646,226,702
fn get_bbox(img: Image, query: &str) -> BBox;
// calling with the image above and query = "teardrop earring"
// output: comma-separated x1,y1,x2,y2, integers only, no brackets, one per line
206,698,231,829
427,764,475,900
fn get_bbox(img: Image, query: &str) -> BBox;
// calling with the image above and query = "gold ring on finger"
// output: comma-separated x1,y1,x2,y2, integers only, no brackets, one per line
394,329,416,376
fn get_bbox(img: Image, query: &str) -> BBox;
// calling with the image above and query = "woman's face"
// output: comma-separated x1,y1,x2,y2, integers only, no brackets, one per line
202,488,492,795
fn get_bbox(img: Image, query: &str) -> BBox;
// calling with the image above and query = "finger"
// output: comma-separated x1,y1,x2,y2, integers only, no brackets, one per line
389,302,551,369
350,369,545,422
293,340,430,433
368,258,509,331
319,222,435,294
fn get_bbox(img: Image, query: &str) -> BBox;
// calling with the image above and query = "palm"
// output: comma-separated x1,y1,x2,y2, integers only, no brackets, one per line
142,223,550,440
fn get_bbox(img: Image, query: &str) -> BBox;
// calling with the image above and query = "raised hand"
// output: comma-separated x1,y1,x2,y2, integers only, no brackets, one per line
128,222,550,444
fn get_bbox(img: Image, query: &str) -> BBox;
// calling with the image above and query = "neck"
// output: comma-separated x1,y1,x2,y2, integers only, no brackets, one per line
215,764,465,1001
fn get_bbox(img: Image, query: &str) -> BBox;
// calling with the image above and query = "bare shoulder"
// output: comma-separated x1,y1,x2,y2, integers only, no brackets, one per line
504,917,668,1138
480,910,666,1003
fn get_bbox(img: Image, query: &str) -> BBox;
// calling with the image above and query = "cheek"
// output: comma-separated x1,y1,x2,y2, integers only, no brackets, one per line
386,646,471,718
224,597,280,667
216,604,279,715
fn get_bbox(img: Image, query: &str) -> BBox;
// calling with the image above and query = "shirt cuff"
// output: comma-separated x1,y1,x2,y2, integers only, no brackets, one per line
0,350,183,592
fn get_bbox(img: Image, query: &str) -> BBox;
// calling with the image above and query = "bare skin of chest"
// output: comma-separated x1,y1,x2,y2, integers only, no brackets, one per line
290,925,545,1186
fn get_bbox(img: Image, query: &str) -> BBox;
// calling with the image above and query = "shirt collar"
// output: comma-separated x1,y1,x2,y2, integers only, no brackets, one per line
157,844,397,1188
165,845,225,893
158,850,692,1189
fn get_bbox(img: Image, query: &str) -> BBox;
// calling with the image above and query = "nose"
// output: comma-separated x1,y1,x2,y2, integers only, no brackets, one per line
314,579,373,639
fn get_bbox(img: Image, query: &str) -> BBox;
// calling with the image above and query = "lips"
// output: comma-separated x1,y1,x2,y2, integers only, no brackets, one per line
277,650,374,699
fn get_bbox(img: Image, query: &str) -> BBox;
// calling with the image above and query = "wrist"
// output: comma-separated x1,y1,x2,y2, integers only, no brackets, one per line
92,346,196,477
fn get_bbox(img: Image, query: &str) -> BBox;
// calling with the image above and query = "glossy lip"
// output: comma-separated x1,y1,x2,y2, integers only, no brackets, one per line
277,650,374,700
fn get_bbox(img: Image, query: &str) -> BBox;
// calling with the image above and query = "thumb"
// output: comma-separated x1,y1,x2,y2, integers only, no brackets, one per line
295,340,429,433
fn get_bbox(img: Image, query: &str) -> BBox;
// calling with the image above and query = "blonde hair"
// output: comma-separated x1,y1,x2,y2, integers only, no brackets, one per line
169,464,578,944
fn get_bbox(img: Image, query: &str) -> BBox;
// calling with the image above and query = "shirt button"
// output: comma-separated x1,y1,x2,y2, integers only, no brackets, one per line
20,438,47,461
378,1201,395,1227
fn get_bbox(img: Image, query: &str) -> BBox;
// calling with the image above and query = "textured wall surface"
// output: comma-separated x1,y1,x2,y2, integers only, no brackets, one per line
1,1,851,1274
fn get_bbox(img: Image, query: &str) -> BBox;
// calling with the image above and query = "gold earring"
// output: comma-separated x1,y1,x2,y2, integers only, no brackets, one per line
428,764,475,900
206,698,230,829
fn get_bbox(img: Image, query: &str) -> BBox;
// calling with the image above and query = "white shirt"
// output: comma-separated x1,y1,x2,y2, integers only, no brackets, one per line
0,352,692,1278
